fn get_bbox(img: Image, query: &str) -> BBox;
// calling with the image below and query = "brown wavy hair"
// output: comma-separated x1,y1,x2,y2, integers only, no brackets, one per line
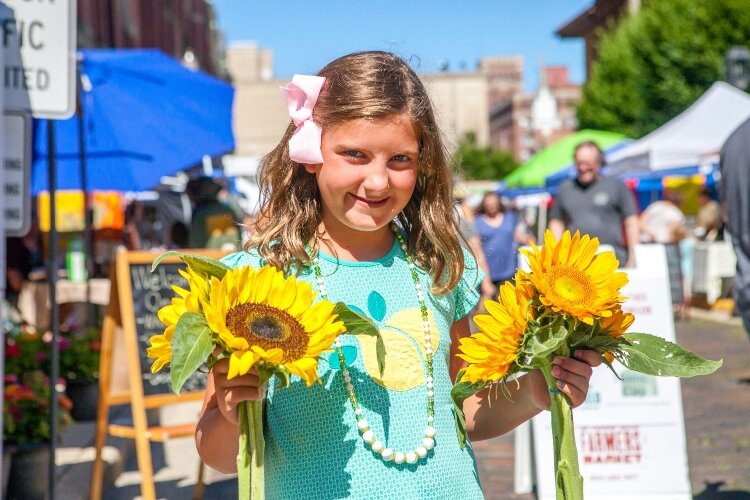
250,51,466,294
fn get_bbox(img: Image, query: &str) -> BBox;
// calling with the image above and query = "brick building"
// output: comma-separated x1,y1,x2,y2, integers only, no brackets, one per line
77,0,226,77
557,0,642,79
478,56,524,110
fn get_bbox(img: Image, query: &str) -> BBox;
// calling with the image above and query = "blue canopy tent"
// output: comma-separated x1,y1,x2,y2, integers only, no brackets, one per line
32,48,235,193
618,163,719,210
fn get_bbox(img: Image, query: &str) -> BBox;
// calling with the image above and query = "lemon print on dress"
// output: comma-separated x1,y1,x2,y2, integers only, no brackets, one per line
357,291,439,391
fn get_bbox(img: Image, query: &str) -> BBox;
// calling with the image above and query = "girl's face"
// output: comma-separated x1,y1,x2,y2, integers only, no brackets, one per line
305,113,419,239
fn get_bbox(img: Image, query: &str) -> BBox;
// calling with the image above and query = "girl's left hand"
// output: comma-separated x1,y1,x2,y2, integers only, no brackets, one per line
529,350,603,411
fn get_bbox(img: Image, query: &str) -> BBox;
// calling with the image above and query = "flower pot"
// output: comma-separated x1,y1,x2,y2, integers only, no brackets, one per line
66,379,100,421
2,445,13,500
7,443,50,500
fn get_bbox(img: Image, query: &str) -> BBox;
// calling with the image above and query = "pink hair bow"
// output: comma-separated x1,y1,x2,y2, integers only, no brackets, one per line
280,74,326,164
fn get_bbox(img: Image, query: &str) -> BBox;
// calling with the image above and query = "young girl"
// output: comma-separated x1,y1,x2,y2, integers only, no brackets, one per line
196,51,600,498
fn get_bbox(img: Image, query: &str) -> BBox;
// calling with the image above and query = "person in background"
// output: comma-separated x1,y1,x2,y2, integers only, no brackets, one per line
639,189,689,317
216,177,248,225
695,187,723,241
5,237,32,307
5,219,43,307
549,141,640,268
474,192,523,288
719,116,750,335
453,186,497,305
168,221,190,249
515,206,537,246
639,189,687,245
186,176,242,250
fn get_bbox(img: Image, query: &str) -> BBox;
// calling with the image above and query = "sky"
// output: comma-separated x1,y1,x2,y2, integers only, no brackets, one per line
212,1,592,91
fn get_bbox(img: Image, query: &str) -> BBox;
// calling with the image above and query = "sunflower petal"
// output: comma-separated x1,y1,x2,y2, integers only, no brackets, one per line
228,351,255,379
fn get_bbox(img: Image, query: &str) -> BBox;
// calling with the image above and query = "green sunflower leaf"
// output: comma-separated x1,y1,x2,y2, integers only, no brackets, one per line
181,255,231,280
451,370,487,450
151,251,181,271
522,316,570,362
616,333,722,378
170,312,214,394
151,251,230,280
271,365,292,389
333,302,386,376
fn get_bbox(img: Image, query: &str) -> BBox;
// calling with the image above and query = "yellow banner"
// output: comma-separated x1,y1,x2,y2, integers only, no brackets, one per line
38,191,125,232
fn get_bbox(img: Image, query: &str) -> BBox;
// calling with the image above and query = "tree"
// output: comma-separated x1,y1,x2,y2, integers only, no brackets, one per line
451,132,518,180
578,0,750,138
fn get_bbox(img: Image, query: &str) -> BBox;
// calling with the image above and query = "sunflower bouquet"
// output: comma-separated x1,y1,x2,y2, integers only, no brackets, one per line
147,252,382,500
452,230,721,500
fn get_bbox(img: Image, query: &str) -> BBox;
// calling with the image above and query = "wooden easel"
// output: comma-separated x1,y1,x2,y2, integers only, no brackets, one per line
90,247,226,500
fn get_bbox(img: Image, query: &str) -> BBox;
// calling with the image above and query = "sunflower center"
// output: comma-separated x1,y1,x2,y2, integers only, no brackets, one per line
226,303,308,362
547,266,596,305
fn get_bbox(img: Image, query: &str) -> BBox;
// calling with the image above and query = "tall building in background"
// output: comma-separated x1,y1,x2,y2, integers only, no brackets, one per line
77,0,226,77
490,65,581,162
479,56,524,110
557,0,642,79
226,42,274,84
226,43,287,160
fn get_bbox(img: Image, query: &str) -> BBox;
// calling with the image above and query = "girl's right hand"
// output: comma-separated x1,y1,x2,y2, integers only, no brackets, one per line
210,357,266,426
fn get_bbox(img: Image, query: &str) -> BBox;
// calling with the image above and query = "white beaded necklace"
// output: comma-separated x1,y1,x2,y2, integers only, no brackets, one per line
311,224,436,465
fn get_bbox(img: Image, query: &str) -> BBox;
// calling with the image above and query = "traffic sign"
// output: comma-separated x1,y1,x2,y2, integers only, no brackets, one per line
3,111,31,236
1,0,76,119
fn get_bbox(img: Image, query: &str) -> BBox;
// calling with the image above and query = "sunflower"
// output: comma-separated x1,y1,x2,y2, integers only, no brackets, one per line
599,306,635,339
520,230,628,325
148,267,209,372
201,265,346,385
596,305,635,363
457,281,532,384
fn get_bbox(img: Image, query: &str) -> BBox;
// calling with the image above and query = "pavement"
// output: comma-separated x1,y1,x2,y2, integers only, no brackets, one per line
41,308,750,499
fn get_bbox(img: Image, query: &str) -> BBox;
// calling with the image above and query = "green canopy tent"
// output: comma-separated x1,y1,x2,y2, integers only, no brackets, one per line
502,129,628,188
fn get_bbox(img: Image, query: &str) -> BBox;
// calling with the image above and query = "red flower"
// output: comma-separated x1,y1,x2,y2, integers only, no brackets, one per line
5,343,21,358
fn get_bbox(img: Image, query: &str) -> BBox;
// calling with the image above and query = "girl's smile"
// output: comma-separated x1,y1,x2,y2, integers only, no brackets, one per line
350,193,389,207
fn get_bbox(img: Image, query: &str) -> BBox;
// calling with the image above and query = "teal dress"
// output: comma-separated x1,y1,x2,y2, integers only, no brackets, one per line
222,239,485,499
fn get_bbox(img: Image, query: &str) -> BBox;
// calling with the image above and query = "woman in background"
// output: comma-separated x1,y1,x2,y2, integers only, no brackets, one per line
474,192,525,287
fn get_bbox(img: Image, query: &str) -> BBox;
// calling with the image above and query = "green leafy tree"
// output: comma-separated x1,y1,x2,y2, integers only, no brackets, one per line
578,0,750,138
451,132,518,180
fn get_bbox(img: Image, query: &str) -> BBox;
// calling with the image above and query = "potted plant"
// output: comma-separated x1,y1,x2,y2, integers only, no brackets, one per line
3,371,73,500
3,320,74,499
59,326,102,421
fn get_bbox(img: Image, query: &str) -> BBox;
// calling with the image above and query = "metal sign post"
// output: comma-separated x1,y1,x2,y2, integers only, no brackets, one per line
1,1,76,498
0,29,6,493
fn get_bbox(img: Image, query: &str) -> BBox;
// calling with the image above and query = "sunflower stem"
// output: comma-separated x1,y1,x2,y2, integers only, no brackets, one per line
540,363,583,500
237,401,250,499
237,400,265,500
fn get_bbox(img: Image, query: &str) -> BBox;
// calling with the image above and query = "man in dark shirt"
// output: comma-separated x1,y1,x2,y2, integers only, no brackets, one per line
549,141,640,267
720,116,750,335
186,176,241,249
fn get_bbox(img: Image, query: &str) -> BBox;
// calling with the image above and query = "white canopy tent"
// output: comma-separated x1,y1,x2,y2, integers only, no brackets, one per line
606,82,750,176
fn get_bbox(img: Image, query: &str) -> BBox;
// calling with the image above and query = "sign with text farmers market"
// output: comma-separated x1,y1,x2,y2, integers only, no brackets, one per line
1,0,76,118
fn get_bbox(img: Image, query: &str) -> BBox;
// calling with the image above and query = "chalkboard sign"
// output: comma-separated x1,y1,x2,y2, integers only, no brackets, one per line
90,247,227,500
129,261,206,394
